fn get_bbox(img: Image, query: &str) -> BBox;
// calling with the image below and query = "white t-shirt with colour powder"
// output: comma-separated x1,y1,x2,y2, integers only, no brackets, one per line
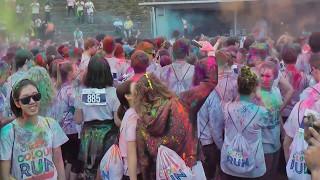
74,86,120,122
0,116,68,180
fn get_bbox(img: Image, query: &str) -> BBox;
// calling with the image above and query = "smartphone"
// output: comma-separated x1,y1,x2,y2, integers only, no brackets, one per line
192,39,203,48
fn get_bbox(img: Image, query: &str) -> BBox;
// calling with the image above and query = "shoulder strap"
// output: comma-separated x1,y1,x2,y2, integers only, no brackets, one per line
10,123,15,174
310,87,320,96
297,101,303,127
171,64,180,82
181,64,192,82
227,104,259,133
222,76,229,101
199,112,211,139
171,64,191,83
45,117,51,130
11,123,15,161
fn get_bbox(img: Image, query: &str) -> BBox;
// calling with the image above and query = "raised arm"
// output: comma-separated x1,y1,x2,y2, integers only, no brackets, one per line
178,56,218,123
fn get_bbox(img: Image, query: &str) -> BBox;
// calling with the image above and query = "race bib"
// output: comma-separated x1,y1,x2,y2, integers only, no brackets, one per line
82,88,107,106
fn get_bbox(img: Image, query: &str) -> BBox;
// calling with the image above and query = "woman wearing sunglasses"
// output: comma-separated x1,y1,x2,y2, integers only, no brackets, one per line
0,79,68,180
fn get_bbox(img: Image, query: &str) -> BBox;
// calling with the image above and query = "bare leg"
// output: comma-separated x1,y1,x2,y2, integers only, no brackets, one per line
65,163,72,180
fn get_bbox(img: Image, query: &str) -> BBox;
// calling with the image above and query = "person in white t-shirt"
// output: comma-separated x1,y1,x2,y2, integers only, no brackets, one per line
45,0,52,22
67,0,75,18
161,39,194,94
300,53,320,101
220,66,269,179
74,55,121,179
16,3,24,23
30,0,40,21
0,79,68,180
79,37,99,71
85,0,95,24
102,37,130,87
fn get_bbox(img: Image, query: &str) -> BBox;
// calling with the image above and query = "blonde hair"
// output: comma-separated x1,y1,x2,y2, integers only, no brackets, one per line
56,61,73,89
134,73,176,117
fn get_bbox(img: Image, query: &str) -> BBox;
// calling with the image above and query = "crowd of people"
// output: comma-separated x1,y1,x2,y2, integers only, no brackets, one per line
1,14,320,180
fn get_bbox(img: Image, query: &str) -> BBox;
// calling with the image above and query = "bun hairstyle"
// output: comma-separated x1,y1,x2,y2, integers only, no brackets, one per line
116,80,134,120
238,66,258,95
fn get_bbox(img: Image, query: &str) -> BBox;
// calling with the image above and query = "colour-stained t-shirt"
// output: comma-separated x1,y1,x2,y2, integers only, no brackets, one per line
197,90,224,148
105,57,130,87
76,1,84,11
295,51,313,74
160,61,194,94
215,71,238,107
280,64,313,117
85,2,94,13
300,82,320,101
0,91,5,117
79,53,90,71
119,108,141,176
284,98,320,139
258,87,283,153
147,61,162,78
0,117,68,180
74,86,120,122
47,83,77,135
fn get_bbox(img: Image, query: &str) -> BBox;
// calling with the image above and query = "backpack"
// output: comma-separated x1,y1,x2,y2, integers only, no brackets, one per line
286,102,312,180
221,104,260,175
100,144,123,180
171,64,191,94
156,145,193,180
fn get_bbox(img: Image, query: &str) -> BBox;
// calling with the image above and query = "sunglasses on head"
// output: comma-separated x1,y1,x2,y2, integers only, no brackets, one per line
17,93,42,105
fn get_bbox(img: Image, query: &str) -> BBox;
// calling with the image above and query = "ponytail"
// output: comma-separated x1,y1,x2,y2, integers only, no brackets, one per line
56,63,63,89
56,61,73,89
117,104,127,120
116,80,134,121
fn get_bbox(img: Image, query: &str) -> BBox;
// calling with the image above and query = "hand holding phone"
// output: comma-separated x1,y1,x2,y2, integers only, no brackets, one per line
304,112,320,145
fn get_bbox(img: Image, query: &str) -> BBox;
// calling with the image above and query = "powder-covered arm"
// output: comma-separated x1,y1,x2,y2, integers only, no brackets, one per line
178,56,218,125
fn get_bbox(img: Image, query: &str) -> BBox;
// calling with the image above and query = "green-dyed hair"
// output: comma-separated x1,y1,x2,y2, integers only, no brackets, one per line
238,66,258,95
26,66,55,116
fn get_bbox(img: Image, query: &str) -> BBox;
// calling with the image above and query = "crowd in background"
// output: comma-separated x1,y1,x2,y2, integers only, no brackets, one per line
1,15,320,180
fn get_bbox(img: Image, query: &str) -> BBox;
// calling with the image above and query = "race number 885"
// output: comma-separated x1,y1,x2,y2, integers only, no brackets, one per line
87,94,101,103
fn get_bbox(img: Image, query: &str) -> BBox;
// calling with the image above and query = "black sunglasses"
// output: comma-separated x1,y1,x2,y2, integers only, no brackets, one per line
17,93,42,105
